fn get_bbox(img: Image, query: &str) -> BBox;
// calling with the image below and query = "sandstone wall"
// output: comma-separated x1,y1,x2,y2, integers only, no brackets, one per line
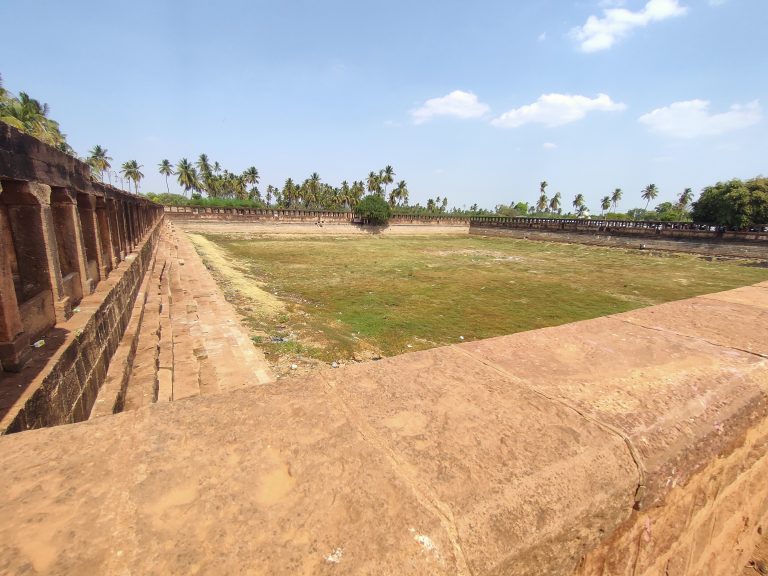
0,222,160,432
470,216,768,245
164,205,470,226
0,123,163,430
0,281,765,574
472,226,768,258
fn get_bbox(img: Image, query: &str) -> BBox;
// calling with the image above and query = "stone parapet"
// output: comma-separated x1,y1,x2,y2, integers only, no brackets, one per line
164,205,470,226
470,216,768,245
471,226,768,259
0,282,765,574
0,220,161,432
0,123,163,373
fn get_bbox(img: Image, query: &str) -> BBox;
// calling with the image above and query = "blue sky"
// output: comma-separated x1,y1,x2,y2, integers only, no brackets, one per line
1,0,765,211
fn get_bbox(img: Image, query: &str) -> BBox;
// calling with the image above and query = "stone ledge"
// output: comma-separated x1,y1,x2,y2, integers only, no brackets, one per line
0,219,162,432
0,283,766,574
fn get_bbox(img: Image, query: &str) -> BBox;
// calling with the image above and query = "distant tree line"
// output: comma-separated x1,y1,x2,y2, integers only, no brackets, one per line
2,76,766,227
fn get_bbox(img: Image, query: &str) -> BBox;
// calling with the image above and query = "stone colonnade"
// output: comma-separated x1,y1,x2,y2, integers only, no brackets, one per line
0,124,162,372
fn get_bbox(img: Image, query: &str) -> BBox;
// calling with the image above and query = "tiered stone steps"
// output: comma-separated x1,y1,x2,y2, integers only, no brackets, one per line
90,222,274,417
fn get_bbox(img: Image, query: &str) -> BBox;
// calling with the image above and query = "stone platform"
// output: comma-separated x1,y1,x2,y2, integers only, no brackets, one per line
91,222,274,416
0,279,766,574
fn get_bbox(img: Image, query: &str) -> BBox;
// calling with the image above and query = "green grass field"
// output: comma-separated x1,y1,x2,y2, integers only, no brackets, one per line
199,233,768,363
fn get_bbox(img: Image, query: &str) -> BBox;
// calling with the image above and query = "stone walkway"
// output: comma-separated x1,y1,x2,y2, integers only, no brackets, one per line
92,222,273,415
2,280,766,575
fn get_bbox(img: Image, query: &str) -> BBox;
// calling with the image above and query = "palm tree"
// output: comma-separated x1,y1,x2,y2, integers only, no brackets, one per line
0,85,71,152
381,165,395,197
549,191,561,214
641,184,659,213
573,193,585,212
87,145,112,183
121,160,143,194
392,180,409,207
600,196,611,216
577,204,590,218
611,188,622,213
158,159,174,193
678,187,694,220
306,173,322,208
282,178,297,207
350,181,365,207
176,158,198,197
196,153,211,176
242,166,260,199
536,192,548,213
367,171,382,197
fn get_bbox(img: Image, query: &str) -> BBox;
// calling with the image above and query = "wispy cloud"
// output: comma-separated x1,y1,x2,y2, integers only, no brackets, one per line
638,99,762,138
411,90,490,125
543,142,558,149
491,93,625,128
571,0,687,53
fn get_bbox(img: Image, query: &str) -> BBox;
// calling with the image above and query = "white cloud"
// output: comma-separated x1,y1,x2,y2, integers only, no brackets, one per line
543,142,558,149
411,90,490,125
571,0,687,52
538,32,547,42
638,99,762,138
491,93,625,128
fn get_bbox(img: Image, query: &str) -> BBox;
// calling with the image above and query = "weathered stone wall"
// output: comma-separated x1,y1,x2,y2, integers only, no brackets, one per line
0,223,160,432
0,282,766,574
164,205,470,226
471,216,768,246
472,226,768,259
0,123,163,430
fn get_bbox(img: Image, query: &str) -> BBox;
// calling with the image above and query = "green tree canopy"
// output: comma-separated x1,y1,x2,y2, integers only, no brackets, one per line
354,194,391,225
691,177,768,227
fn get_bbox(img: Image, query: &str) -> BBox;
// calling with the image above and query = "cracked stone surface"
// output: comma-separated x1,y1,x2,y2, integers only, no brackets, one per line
0,284,767,574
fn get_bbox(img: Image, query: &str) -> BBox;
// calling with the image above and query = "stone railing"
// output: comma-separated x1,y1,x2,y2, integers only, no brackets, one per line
471,216,768,244
0,123,163,373
164,205,470,226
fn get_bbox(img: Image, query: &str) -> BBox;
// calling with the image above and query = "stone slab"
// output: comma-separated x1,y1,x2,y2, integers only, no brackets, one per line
0,382,455,575
700,285,768,310
459,314,768,508
0,346,638,576
320,345,638,575
615,294,768,356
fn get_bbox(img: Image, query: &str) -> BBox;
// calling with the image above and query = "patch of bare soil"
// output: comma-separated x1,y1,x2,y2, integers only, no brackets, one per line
426,248,525,262
187,233,285,317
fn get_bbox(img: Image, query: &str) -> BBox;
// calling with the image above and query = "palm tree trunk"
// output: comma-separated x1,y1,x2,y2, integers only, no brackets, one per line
165,176,169,194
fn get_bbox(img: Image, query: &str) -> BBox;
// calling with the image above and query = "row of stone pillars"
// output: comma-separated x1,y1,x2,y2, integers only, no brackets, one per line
0,179,162,372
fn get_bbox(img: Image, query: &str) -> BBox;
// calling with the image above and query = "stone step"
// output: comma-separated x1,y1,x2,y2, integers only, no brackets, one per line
116,222,273,411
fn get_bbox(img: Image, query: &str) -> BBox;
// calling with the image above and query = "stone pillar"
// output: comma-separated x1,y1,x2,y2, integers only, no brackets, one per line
119,200,132,252
95,197,115,275
1,180,70,325
0,203,29,371
76,193,104,287
50,187,90,301
107,199,124,261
